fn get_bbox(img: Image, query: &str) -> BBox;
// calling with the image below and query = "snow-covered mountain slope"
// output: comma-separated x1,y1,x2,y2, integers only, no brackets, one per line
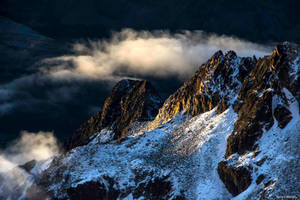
0,42,299,200
34,108,233,199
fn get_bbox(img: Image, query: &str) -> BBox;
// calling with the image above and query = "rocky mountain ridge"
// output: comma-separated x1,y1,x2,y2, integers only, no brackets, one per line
151,50,255,127
67,79,162,149
0,42,299,200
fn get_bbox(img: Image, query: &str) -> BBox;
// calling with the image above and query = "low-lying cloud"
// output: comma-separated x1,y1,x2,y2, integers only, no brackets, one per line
0,131,60,173
0,131,60,198
44,29,272,80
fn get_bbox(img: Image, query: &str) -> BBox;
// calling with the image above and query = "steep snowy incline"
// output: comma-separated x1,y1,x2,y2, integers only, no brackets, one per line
40,107,238,200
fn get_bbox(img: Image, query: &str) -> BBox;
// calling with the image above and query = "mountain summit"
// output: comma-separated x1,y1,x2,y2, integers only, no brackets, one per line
152,50,255,127
1,42,299,200
67,79,162,149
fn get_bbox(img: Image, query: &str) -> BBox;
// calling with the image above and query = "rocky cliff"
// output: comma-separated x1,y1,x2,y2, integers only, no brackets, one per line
151,50,255,127
67,79,162,149
1,42,299,200
218,42,300,197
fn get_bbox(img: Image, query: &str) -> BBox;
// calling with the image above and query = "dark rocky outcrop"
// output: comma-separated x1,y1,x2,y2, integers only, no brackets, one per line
225,42,299,158
43,164,182,200
66,177,174,200
217,161,252,196
66,112,102,150
216,97,229,114
271,42,300,105
67,180,119,200
226,89,274,157
132,175,173,200
67,79,162,149
153,50,255,126
274,104,293,129
219,42,299,196
19,159,37,172
256,174,265,185
25,184,49,200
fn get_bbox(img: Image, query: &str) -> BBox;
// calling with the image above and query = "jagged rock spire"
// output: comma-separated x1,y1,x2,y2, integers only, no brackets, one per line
151,49,256,126
67,79,162,149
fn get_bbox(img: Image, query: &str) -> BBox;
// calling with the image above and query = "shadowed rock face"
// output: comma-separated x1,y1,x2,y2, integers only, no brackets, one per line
67,179,119,200
217,161,252,196
19,160,37,172
226,42,300,158
65,112,102,150
218,42,300,196
271,43,300,105
60,172,179,200
273,104,292,129
67,79,162,149
101,79,162,137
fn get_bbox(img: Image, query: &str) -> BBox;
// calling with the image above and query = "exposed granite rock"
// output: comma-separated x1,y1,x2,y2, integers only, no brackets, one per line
152,50,255,126
106,79,162,138
217,160,252,196
67,79,162,149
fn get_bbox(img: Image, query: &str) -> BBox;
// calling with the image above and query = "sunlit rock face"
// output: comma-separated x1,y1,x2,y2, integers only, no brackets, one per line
151,50,255,127
67,79,162,149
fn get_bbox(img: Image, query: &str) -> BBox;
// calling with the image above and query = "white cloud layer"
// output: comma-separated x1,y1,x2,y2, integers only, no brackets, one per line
0,131,60,173
43,29,272,80
0,131,60,198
